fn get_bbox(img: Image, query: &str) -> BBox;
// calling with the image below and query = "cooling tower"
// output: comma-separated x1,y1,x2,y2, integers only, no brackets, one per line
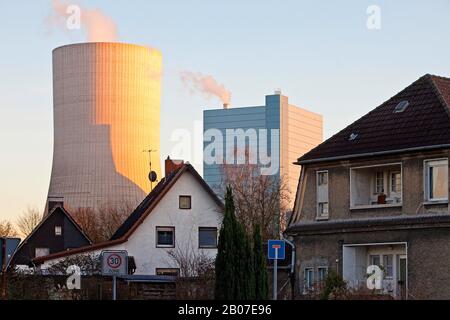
46,42,162,214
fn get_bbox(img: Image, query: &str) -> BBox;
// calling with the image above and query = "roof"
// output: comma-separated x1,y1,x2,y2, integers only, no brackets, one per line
286,213,450,235
297,74,450,164
33,164,224,264
11,206,93,264
17,206,92,247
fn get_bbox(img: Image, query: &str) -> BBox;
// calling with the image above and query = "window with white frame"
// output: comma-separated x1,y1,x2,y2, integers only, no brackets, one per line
305,268,314,289
383,255,394,279
156,226,175,247
317,267,328,282
55,226,62,236
390,172,401,194
316,171,329,219
424,159,448,201
375,171,384,194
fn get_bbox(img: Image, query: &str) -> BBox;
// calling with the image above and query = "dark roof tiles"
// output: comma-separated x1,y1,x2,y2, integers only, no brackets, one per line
298,74,450,163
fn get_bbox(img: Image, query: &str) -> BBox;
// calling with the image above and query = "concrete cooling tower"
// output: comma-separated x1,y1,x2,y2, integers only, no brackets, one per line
46,42,162,214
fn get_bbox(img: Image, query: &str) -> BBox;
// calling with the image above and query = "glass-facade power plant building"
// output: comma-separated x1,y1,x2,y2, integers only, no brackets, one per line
46,42,162,214
203,93,323,209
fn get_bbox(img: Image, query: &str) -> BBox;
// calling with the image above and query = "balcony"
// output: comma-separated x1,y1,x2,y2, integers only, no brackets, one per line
350,163,402,210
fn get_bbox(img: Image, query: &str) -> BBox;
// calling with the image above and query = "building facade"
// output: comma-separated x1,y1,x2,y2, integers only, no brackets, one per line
286,74,450,299
35,158,224,276
203,92,323,209
47,42,162,214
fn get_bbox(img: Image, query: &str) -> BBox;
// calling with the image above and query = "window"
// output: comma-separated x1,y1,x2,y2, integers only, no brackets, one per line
425,159,448,201
318,171,328,186
369,255,381,267
199,227,218,248
390,172,401,193
35,248,50,258
305,268,314,289
394,100,409,113
179,195,191,209
317,267,328,282
55,226,62,236
156,227,175,247
316,171,329,219
383,255,393,279
156,268,180,276
375,172,384,194
318,203,329,215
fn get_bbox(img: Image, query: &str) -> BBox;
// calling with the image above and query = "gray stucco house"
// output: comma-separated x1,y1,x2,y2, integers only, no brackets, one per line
286,74,450,299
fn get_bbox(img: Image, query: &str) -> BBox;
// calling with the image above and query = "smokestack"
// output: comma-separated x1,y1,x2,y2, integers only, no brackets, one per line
223,103,229,109
165,156,184,177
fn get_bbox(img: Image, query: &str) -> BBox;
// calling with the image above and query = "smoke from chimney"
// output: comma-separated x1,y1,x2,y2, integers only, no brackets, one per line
180,71,231,105
48,0,118,42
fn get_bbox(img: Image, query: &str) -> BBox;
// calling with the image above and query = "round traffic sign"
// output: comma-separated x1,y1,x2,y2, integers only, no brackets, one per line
106,253,122,269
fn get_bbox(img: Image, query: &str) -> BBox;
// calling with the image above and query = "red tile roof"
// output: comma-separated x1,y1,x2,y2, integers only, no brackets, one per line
297,74,450,164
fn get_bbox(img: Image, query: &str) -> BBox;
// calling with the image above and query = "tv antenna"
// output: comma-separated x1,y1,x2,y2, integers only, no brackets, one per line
143,148,158,191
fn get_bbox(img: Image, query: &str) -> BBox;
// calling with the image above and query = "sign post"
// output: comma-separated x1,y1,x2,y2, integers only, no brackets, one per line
101,250,128,300
268,240,286,301
1,237,20,300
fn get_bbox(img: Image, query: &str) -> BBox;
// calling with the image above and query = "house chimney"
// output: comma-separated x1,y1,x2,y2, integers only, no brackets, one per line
165,156,184,177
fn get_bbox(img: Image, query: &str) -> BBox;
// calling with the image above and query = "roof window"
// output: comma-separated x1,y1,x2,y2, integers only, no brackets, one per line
394,100,409,113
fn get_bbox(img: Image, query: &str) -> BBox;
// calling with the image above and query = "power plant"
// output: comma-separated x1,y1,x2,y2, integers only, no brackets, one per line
46,42,162,214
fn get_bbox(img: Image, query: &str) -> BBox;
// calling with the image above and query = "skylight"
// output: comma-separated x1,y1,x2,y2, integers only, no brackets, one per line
348,133,358,141
394,100,409,113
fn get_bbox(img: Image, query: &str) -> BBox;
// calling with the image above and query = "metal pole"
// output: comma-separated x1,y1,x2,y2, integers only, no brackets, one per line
273,248,278,300
112,276,117,300
1,238,7,300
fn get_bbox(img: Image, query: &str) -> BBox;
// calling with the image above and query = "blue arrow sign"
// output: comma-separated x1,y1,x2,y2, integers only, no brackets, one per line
267,240,285,260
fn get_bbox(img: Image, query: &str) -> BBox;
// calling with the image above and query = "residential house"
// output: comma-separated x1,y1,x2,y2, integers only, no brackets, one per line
33,157,224,276
286,74,450,299
12,206,92,267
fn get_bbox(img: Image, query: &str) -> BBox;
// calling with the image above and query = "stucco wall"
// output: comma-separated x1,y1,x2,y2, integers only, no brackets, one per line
294,226,450,299
294,149,450,222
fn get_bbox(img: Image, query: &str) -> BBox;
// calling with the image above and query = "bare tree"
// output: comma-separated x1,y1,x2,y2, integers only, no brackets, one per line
0,219,18,237
220,158,291,241
167,243,216,299
71,204,132,243
16,206,42,238
167,245,215,278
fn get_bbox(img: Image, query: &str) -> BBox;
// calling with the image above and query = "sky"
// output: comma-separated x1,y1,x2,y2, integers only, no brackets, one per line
1,0,450,221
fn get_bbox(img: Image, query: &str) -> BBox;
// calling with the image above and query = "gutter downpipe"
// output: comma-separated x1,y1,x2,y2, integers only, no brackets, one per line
282,235,296,299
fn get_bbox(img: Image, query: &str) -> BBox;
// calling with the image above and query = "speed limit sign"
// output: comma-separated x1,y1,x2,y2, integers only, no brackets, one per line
101,250,128,276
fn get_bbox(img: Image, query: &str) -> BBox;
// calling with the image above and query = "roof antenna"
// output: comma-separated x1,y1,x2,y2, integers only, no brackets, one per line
143,149,158,191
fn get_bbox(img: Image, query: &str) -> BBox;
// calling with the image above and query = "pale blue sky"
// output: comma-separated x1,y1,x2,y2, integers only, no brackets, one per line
1,0,450,220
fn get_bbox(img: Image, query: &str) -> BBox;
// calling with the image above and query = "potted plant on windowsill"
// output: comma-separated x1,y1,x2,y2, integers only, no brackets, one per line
377,193,387,204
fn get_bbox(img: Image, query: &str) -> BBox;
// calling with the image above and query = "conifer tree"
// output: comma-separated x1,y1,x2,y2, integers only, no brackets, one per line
215,186,237,299
253,224,269,299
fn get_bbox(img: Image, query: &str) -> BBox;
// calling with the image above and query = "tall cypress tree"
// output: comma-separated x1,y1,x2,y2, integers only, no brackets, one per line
216,186,257,300
215,186,237,299
253,224,269,299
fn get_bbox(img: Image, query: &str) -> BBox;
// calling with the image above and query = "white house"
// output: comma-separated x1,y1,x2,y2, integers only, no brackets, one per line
34,158,224,276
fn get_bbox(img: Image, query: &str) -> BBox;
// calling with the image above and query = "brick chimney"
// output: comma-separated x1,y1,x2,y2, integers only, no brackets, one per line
165,156,184,177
